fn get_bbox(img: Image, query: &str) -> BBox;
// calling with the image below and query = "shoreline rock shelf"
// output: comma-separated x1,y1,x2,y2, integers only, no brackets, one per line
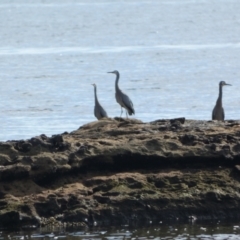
0,117,240,228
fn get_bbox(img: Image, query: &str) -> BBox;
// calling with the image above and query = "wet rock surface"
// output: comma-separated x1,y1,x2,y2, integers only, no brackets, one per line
1,117,240,228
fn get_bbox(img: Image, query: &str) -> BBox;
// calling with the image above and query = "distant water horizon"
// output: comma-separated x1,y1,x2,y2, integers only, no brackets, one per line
0,0,240,141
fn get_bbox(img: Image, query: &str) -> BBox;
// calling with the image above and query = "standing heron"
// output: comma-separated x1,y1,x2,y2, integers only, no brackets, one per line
92,83,108,120
212,81,231,121
108,70,135,118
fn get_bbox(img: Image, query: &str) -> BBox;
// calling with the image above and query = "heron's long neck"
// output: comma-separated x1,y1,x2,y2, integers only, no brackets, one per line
115,72,120,92
94,87,99,105
217,84,223,106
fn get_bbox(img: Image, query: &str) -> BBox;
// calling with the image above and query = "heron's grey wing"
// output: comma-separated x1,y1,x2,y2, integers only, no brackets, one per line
222,107,225,120
121,92,135,114
94,105,100,120
99,105,108,118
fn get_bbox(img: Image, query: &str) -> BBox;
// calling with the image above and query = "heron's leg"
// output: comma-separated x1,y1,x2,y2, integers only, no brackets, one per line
125,110,128,118
120,107,123,117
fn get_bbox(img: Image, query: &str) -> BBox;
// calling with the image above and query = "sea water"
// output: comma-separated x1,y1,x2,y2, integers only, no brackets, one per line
0,0,239,141
2,222,240,240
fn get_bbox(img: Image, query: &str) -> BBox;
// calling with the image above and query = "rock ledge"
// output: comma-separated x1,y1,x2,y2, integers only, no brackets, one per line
0,117,240,228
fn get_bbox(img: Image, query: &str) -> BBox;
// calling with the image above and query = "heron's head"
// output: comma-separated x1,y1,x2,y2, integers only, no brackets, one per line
107,70,119,75
91,83,96,87
220,81,231,87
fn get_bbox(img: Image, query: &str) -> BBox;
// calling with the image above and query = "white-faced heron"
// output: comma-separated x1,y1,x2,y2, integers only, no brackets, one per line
92,83,108,120
108,70,135,118
212,81,231,121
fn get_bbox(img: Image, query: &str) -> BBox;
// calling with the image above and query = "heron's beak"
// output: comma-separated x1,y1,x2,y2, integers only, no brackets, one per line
225,83,232,86
107,71,114,74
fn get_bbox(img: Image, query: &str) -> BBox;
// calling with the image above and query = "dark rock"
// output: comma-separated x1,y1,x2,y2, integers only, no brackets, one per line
171,121,183,130
0,143,13,150
22,142,32,152
170,117,185,124
0,154,11,165
180,134,197,145
0,200,7,208
63,208,88,223
76,145,88,155
150,119,168,124
210,144,217,151
159,126,168,131
14,141,32,152
0,165,30,180
67,195,80,207
93,195,110,204
29,137,51,148
40,134,48,140
49,135,70,151
34,198,61,217
128,181,143,189
0,211,20,226
21,156,33,164
234,165,240,172
233,144,240,152
50,135,63,145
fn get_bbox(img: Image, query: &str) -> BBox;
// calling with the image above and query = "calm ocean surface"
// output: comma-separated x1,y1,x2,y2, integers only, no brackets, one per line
0,0,240,141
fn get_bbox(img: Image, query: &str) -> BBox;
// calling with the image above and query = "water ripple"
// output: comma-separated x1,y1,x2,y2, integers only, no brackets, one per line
0,43,240,55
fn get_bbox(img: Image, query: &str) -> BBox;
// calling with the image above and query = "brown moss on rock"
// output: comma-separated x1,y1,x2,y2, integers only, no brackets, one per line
0,118,240,227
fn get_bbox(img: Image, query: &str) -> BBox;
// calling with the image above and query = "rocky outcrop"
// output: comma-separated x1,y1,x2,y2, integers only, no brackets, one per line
0,117,240,228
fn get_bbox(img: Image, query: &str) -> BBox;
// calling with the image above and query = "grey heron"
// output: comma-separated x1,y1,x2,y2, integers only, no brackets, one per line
92,83,108,120
212,81,231,121
108,70,135,118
